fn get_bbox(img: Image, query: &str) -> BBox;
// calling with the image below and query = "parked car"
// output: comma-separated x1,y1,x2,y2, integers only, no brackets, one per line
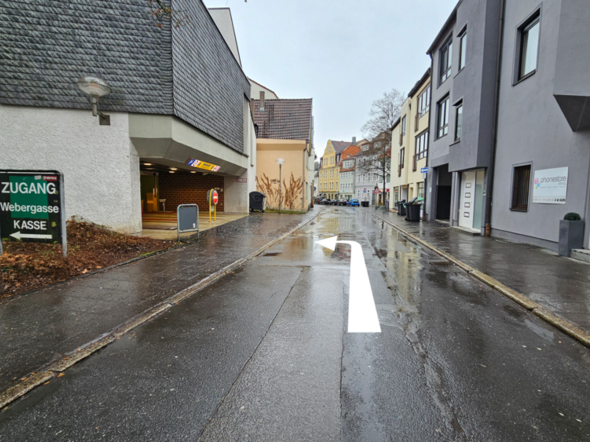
319,198,328,205
348,199,360,207
331,200,339,206
339,199,348,206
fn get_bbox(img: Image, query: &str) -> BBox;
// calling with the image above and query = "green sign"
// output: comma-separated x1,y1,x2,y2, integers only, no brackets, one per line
0,171,65,248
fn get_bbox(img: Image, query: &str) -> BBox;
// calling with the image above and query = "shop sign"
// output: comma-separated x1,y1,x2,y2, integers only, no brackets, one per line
186,158,221,172
532,167,568,204
0,170,67,255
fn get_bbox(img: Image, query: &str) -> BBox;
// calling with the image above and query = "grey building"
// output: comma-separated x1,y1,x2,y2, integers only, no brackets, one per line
425,0,503,233
490,0,590,251
0,0,256,233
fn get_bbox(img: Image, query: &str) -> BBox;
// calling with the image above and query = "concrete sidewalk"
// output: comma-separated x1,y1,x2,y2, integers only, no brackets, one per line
0,210,321,395
369,208,590,341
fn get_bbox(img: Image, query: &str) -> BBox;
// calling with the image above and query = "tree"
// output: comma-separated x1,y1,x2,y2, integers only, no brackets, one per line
355,133,391,205
356,88,403,205
360,88,404,145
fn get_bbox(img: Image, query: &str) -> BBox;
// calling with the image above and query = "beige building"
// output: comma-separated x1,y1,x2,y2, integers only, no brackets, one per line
252,97,314,211
390,70,431,208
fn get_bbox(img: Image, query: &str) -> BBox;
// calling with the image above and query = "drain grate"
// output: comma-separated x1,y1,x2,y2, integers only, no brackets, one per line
263,252,281,257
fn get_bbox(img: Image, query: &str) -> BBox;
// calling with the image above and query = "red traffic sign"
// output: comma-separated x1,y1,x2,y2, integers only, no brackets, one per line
211,190,218,205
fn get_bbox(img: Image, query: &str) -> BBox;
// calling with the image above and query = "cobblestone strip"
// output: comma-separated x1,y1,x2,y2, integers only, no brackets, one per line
369,211,590,349
0,210,324,411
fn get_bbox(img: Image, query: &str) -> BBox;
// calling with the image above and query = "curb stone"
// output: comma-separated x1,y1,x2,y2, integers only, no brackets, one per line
369,211,590,349
0,210,324,411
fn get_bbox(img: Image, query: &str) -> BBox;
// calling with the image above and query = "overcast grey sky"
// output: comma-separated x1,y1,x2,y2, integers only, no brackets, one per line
203,0,458,158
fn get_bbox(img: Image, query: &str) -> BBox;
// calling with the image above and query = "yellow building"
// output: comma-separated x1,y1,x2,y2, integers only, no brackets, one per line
390,70,431,208
319,140,352,200
253,98,315,211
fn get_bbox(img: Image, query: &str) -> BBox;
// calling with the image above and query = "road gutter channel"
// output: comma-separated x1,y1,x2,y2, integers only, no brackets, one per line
369,211,590,350
0,210,324,411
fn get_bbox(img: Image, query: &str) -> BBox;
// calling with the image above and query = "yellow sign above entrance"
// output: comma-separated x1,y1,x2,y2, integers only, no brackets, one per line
186,158,221,172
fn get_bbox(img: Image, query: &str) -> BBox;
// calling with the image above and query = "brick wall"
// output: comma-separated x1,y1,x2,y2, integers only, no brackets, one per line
159,174,224,212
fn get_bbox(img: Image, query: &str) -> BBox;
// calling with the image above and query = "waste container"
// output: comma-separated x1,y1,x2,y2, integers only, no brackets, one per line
397,200,406,216
405,203,422,222
361,201,369,207
249,191,266,212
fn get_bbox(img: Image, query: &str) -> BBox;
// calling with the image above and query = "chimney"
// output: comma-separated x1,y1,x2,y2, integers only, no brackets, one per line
352,136,356,145
259,91,265,111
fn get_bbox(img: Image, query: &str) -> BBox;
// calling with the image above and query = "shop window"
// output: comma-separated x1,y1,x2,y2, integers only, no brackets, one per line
511,165,531,211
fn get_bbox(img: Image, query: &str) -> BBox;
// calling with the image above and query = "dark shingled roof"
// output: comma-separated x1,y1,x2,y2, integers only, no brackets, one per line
252,99,313,140
0,0,250,154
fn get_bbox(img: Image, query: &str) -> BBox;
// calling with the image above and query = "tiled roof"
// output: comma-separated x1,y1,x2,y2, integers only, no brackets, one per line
0,0,250,154
252,99,313,140
331,140,352,153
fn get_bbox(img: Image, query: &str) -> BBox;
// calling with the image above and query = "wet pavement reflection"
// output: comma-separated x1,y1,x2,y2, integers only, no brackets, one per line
0,207,589,441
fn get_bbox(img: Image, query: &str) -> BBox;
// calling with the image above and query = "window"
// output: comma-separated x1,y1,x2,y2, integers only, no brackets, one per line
401,116,407,135
458,28,467,71
418,87,430,116
400,148,405,168
511,165,531,211
437,96,450,138
415,130,429,160
440,37,453,84
375,141,382,148
518,12,540,81
455,103,463,141
417,182,425,199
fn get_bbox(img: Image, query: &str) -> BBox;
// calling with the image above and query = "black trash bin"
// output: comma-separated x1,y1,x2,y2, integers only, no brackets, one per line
405,203,422,222
397,200,406,216
249,191,266,212
361,201,369,207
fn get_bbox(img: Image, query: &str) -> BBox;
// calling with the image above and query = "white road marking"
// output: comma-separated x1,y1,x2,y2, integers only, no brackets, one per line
9,231,52,240
316,236,381,333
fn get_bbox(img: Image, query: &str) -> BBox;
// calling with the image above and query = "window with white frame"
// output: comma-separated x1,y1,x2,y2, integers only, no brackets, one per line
418,87,430,116
415,130,429,160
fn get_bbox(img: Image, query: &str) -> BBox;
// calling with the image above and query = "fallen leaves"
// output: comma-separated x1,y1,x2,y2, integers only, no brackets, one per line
1,219,172,298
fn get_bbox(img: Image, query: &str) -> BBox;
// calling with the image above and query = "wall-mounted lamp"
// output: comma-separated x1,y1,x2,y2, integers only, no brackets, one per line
76,76,111,125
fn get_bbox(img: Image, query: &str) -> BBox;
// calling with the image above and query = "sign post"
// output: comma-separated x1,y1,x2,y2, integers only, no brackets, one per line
207,189,218,222
0,170,67,257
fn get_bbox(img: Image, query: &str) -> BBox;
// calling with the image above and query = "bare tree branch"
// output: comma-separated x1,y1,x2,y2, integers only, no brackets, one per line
360,88,405,144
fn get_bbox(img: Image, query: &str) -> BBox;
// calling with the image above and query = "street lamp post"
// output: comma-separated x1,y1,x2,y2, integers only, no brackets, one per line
276,158,285,214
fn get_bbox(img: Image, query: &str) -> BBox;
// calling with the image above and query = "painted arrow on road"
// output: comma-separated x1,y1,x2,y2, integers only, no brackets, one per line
316,236,381,333
9,231,52,240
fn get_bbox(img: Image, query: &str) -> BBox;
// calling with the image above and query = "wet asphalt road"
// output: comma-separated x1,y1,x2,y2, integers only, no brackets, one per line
1,207,590,441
